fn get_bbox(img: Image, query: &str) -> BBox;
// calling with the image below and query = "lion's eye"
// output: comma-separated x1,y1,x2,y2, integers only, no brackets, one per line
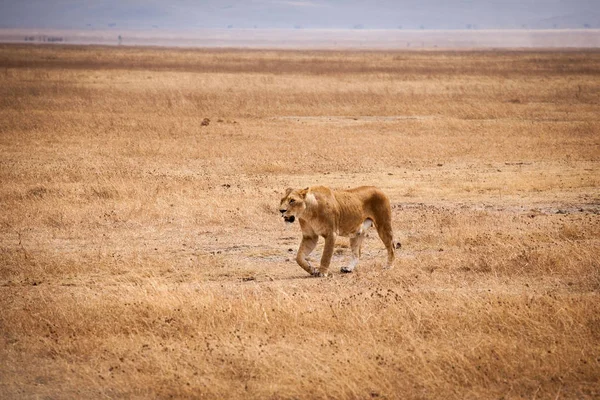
289,199,295,204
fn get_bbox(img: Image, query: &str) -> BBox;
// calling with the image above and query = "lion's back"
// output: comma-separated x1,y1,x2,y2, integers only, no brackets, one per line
342,186,390,210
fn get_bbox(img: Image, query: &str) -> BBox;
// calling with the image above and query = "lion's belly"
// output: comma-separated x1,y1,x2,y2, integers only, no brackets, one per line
337,204,367,237
301,218,362,238
339,218,372,237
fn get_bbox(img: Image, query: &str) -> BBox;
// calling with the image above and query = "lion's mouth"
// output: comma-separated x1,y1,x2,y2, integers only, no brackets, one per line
284,215,295,223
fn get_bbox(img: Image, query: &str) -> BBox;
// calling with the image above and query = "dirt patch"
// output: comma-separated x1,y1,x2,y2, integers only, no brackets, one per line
274,115,436,124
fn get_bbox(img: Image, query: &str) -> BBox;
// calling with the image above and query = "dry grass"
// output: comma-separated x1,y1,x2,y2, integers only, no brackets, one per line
0,44,599,399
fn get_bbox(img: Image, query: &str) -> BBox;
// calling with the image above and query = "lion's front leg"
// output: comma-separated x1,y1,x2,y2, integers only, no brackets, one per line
318,233,336,277
296,235,318,276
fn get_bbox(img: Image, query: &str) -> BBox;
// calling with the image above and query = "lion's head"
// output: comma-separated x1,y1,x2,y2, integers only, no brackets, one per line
279,187,309,223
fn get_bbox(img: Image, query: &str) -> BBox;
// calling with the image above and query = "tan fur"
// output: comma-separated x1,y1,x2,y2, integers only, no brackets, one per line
279,186,396,277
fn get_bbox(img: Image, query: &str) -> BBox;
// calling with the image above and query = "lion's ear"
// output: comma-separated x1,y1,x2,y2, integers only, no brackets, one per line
284,187,293,197
298,188,309,199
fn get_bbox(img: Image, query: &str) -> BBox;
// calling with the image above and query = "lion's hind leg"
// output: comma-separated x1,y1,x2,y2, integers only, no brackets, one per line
341,234,364,273
341,219,370,273
375,220,395,268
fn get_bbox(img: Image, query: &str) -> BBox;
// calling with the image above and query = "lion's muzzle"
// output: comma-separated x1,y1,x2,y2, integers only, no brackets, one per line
280,209,295,223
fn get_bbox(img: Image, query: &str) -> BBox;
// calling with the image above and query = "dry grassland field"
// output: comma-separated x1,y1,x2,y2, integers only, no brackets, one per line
0,44,599,399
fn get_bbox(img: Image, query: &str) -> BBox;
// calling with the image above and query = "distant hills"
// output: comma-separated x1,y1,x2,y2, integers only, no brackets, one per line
2,27,599,49
0,0,598,30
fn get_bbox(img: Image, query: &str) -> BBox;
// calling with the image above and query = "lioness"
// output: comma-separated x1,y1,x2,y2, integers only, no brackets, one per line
279,186,396,277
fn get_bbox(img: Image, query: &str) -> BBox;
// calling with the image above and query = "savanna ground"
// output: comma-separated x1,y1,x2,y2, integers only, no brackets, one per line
0,44,599,399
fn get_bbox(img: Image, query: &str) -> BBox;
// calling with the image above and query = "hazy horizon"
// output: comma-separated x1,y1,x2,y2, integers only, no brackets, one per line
1,0,599,31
